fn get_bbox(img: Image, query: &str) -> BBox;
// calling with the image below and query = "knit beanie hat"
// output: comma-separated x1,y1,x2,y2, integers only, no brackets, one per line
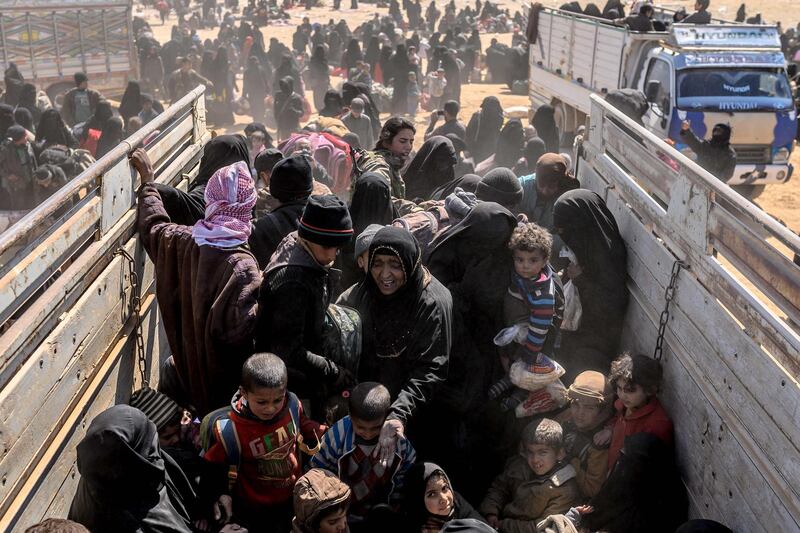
299,194,354,247
354,223,384,258
476,167,524,208
269,154,313,202
254,148,285,175
567,370,612,404
129,387,182,431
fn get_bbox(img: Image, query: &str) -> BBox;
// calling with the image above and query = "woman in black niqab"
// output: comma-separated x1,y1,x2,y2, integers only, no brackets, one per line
14,107,34,134
429,173,481,201
210,46,235,125
318,89,343,118
2,63,25,107
339,173,399,290
274,55,303,95
513,137,547,176
427,201,517,287
465,96,504,164
17,82,42,125
35,108,78,151
531,104,560,153
553,189,628,379
153,134,250,226
243,55,271,123
68,404,195,533
492,118,525,168
0,104,15,139
440,50,462,104
308,45,331,112
390,44,411,115
365,36,382,76
342,38,364,75
96,116,124,159
118,80,143,127
338,226,452,429
378,45,394,85
403,136,457,201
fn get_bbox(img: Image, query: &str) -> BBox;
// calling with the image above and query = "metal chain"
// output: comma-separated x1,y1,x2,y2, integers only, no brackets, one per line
114,248,148,387
654,259,688,362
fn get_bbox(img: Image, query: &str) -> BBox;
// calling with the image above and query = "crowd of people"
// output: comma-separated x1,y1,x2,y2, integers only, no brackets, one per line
0,0,767,533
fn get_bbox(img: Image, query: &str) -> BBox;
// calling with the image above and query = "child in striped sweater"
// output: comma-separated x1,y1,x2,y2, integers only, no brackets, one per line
489,223,565,414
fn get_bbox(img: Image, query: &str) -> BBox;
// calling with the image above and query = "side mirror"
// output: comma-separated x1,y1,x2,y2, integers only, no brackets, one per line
645,80,661,102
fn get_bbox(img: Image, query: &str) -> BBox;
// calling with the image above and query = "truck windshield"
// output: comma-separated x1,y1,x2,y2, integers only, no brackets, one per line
676,69,794,111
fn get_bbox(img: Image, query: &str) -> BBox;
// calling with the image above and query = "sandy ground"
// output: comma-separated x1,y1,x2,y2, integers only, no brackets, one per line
136,0,800,234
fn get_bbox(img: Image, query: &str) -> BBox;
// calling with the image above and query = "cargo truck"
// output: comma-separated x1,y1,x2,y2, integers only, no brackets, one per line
528,7,797,198
0,0,138,102
0,87,798,532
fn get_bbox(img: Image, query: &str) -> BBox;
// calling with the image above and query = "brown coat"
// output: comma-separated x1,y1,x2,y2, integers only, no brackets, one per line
480,457,579,533
137,183,261,416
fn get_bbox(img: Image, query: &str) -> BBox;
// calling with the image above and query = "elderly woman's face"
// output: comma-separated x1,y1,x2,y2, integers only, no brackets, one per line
371,253,406,296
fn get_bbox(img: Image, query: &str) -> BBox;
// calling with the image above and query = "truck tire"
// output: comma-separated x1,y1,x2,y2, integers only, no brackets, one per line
46,81,75,110
732,184,766,200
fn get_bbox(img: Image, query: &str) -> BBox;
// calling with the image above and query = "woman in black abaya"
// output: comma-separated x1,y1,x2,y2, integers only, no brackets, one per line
68,405,195,533
118,81,144,128
153,134,250,225
553,189,628,381
35,109,78,153
390,44,411,115
531,104,560,153
465,96,504,165
308,45,331,112
403,136,457,201
338,226,452,458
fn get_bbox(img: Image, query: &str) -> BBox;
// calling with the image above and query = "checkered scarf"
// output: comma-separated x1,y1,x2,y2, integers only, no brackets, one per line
192,161,257,248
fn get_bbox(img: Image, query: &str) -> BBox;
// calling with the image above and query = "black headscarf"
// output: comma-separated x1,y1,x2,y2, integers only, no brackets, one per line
531,104,560,153
402,462,486,531
119,81,143,123
404,136,457,201
584,2,603,16
85,100,114,132
343,38,364,71
2,63,25,107
36,108,78,149
710,123,731,147
430,173,481,201
309,45,330,76
363,226,429,356
319,89,343,118
14,107,34,133
365,36,381,73
427,202,517,286
494,118,524,168
68,405,194,533
196,134,250,186
0,103,15,139
466,96,504,163
18,82,40,123
350,172,398,236
553,189,627,287
96,116,124,159
515,137,547,175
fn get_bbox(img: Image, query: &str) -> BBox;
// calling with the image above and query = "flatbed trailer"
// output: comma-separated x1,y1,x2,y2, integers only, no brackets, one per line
0,88,797,531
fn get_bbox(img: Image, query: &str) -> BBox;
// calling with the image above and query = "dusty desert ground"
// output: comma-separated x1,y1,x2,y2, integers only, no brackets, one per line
137,0,800,235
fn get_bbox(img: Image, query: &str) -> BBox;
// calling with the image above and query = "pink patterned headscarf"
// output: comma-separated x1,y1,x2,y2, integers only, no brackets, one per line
192,161,257,248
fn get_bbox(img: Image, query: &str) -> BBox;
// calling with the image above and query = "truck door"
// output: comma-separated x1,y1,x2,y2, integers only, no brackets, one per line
641,58,673,139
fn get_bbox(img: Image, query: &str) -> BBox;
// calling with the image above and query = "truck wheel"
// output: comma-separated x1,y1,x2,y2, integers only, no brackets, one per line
732,184,766,200
46,82,75,110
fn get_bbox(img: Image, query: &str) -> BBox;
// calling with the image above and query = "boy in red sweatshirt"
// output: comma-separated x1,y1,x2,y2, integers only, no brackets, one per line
606,353,674,468
201,352,325,531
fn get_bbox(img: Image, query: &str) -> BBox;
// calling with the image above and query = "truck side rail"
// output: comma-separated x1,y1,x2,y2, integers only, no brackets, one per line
0,86,208,531
579,93,800,531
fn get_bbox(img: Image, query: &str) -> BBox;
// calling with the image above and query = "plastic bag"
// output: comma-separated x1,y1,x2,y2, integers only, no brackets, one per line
493,323,528,347
509,358,565,392
562,280,582,331
515,380,568,418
